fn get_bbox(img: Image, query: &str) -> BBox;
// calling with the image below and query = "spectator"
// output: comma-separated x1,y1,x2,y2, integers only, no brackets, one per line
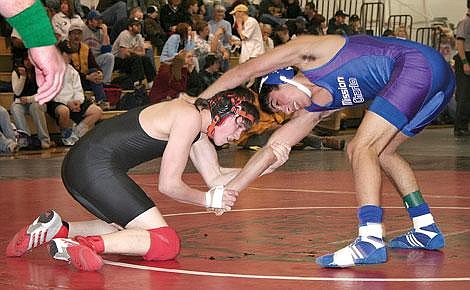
259,0,284,17
110,6,158,71
95,0,128,27
0,105,18,154
258,0,285,29
346,14,364,35
224,0,249,33
327,10,348,35
44,0,85,17
48,41,103,146
51,0,82,41
193,20,229,70
143,5,166,54
110,6,144,43
127,0,147,11
286,16,307,38
82,10,115,85
260,22,274,52
160,22,195,63
67,20,107,102
187,53,222,96
193,20,212,69
453,2,470,137
307,13,326,35
230,4,264,63
208,4,233,71
382,29,395,37
272,24,289,46
149,50,197,103
180,0,200,28
437,25,456,63
10,55,51,149
112,18,156,88
160,0,183,35
394,24,409,39
283,0,302,19
9,28,27,61
303,1,317,23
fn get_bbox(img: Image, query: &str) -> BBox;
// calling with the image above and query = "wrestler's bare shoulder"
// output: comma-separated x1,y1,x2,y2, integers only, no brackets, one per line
140,98,201,139
293,35,346,70
143,98,199,118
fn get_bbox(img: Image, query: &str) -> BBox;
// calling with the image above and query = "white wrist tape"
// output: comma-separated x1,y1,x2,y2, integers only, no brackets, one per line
205,185,224,209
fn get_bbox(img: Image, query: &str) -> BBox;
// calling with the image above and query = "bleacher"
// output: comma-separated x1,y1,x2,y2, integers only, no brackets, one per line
0,30,245,135
0,0,451,137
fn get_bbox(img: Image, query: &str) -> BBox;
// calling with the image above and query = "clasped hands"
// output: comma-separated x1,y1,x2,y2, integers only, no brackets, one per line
206,142,291,215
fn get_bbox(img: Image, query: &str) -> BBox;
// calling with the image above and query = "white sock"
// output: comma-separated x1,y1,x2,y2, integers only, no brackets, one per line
358,223,384,238
412,213,435,229
75,122,89,138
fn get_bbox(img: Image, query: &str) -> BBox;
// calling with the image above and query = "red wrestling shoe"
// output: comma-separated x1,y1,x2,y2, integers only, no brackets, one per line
48,238,104,271
6,210,65,257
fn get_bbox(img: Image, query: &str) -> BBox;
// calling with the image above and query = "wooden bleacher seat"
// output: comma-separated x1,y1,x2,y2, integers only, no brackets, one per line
0,92,13,110
0,72,11,82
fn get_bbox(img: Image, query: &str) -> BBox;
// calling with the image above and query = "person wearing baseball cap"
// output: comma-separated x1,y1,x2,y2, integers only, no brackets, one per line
82,10,115,84
327,9,349,35
87,10,101,20
230,4,249,15
230,4,263,64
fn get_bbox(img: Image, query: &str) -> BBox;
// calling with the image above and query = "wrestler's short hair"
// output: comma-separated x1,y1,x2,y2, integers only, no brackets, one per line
258,83,278,114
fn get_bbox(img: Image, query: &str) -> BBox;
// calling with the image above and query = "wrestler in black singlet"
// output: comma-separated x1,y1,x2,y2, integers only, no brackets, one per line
62,106,200,227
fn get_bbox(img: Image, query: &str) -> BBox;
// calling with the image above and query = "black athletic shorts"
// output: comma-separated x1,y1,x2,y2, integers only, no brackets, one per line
47,99,94,125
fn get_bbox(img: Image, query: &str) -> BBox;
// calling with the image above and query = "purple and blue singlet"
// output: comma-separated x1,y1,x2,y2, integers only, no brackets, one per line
303,35,455,136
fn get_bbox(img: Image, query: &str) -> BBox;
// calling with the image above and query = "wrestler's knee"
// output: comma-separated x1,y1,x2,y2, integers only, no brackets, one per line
143,227,180,261
346,138,360,161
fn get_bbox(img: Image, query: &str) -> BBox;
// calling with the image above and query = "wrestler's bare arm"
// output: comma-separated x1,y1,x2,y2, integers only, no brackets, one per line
158,108,208,206
199,35,344,99
0,0,35,17
190,136,241,187
225,110,322,193
1,0,66,104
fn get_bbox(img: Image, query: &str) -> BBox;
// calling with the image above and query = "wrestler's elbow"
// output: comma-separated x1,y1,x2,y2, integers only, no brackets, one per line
260,145,279,165
158,179,179,197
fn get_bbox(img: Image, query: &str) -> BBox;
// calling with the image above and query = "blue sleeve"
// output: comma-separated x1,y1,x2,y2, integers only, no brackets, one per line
185,38,195,51
160,35,180,62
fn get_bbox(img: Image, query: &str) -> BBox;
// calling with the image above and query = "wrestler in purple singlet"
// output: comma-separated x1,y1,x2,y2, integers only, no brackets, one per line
302,35,455,136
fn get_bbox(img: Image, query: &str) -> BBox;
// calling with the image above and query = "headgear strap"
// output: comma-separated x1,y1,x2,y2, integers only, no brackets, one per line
259,67,312,97
206,95,255,139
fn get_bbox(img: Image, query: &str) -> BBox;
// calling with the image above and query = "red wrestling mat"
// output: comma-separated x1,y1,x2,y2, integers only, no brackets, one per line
1,171,469,289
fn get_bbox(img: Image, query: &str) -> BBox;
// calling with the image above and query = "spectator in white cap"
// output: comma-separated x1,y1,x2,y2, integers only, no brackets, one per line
230,4,264,63
67,18,107,103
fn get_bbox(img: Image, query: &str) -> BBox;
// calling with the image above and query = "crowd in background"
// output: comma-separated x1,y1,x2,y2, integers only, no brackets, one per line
0,0,464,153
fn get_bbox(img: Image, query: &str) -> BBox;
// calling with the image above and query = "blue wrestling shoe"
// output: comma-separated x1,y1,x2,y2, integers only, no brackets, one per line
316,236,387,268
388,223,445,250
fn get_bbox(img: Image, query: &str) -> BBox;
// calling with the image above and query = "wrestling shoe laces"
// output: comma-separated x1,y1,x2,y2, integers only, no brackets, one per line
49,238,104,271
316,235,387,268
388,223,445,250
6,210,63,257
